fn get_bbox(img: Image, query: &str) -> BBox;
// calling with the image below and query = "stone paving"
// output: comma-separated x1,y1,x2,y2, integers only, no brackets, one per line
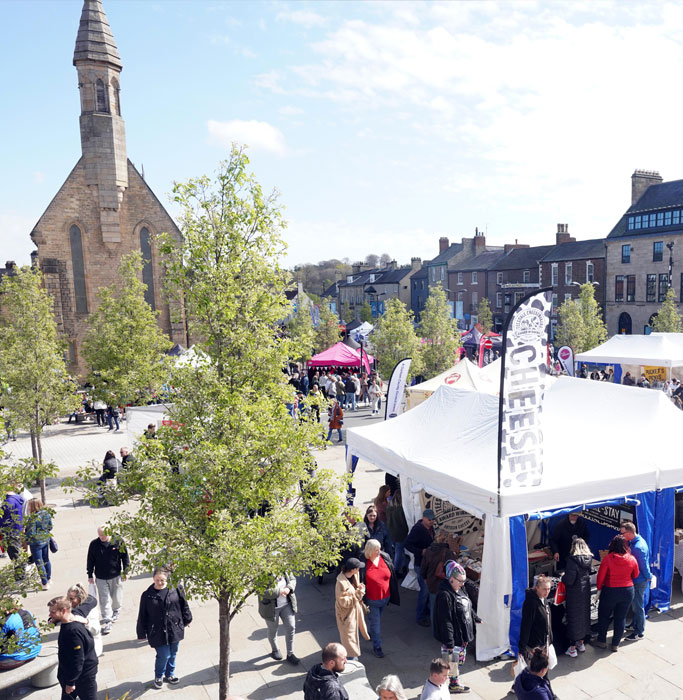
2,411,683,699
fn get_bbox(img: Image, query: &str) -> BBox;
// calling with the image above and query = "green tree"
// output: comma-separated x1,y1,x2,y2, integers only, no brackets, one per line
359,300,373,323
0,267,78,501
554,299,584,352
287,302,316,363
419,285,461,377
652,287,683,332
477,297,493,334
555,283,607,353
371,298,421,380
92,148,352,699
316,303,341,351
340,300,354,323
81,252,173,406
578,283,607,351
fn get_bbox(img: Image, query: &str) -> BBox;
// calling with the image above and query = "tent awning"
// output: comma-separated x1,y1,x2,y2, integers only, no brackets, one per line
575,333,683,368
309,342,374,370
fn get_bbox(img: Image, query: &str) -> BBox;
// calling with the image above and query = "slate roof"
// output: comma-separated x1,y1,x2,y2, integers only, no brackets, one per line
540,238,606,262
321,281,338,298
410,264,430,280
429,243,464,265
608,178,683,239
492,246,555,271
451,250,507,272
375,267,412,284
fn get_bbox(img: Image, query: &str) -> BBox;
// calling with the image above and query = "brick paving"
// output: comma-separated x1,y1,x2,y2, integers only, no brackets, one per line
2,411,683,699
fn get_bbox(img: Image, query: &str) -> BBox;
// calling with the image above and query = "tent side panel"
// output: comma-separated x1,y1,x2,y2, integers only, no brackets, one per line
652,488,675,611
635,491,656,612
508,515,528,655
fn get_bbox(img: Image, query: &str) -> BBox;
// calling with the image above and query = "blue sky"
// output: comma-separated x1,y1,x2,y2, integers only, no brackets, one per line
3,0,683,269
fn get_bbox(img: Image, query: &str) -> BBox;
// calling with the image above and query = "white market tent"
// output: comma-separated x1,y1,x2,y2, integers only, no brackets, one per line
406,358,500,409
346,377,683,659
575,332,683,368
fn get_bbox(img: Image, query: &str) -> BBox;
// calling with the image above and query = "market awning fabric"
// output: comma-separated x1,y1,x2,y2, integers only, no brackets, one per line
575,333,683,368
309,342,374,369
347,376,683,518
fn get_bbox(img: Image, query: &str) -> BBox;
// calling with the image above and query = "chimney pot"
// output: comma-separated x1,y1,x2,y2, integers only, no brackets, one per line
439,237,449,254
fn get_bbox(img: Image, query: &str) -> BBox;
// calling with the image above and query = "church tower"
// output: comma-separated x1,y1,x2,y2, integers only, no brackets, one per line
31,0,186,377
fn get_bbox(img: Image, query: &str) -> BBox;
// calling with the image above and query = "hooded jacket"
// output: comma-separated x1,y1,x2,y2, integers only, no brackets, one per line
433,578,480,649
563,554,592,644
512,668,553,700
303,663,349,700
136,583,192,649
518,588,552,655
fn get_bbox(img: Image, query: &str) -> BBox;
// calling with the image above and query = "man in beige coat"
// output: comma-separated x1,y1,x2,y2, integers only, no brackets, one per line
335,557,369,659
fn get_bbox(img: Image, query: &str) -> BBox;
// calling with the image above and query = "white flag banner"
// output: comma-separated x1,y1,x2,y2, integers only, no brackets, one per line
557,345,574,376
497,289,552,503
385,358,412,420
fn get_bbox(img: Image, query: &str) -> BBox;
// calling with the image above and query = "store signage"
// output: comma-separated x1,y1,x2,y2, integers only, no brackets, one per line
498,289,552,492
582,504,635,530
423,493,482,535
557,345,574,376
643,366,666,383
384,357,411,420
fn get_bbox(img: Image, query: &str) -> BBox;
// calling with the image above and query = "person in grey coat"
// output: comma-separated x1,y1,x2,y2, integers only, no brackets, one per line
563,537,593,658
258,573,300,665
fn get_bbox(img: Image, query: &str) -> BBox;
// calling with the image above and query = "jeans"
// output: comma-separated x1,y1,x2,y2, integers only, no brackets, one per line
597,585,634,646
630,579,649,635
154,641,179,679
107,413,119,430
29,542,51,585
60,673,97,700
393,540,407,573
345,392,356,411
414,565,430,622
327,428,343,441
367,596,390,651
265,604,296,655
96,576,123,622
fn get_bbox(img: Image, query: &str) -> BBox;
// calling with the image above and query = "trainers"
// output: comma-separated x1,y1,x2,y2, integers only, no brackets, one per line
449,680,470,694
372,647,384,658
593,640,606,649
271,649,283,660
576,642,586,652
163,676,180,685
564,646,578,658
610,644,619,652
101,623,112,635
625,632,643,641
153,678,163,689
286,653,300,665
112,610,120,623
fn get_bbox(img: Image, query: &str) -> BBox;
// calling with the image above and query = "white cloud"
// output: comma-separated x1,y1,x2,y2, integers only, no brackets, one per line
276,9,327,28
279,105,304,116
0,212,36,266
207,119,288,156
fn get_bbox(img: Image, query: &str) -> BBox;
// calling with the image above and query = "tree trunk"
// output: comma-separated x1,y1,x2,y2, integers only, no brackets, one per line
36,432,46,503
218,591,231,700
29,430,37,462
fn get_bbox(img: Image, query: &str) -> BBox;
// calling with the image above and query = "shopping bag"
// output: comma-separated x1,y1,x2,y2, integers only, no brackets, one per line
548,644,558,670
512,655,527,678
553,580,566,605
401,569,420,592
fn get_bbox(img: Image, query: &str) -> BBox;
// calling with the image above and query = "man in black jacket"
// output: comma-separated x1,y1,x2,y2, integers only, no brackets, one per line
549,513,590,570
86,527,129,634
405,508,435,626
50,597,98,700
303,643,349,700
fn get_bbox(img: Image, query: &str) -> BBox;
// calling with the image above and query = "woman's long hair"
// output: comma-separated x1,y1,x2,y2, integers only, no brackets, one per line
608,534,630,555
569,536,592,557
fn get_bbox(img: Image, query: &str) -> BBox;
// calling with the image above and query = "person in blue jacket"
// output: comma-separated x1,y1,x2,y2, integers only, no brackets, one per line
513,647,553,700
0,602,42,671
620,520,652,641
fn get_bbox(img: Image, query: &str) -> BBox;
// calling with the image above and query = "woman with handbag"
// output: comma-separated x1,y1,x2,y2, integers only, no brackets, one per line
335,557,369,660
24,498,53,590
563,537,593,658
327,399,344,443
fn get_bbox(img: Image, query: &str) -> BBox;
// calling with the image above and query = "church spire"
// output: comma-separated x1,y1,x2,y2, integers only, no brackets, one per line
73,0,122,69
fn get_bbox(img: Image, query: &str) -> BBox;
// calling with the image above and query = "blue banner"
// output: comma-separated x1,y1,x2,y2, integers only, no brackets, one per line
652,488,675,611
509,515,528,654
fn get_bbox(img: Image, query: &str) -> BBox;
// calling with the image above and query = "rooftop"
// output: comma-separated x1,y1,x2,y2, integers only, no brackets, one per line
540,238,606,262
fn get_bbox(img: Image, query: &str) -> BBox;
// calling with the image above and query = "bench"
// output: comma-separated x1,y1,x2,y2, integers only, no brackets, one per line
0,643,58,690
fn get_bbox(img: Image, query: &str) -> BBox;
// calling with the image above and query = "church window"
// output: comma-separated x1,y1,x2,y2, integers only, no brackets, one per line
69,225,88,313
112,78,121,116
96,79,109,113
140,227,156,310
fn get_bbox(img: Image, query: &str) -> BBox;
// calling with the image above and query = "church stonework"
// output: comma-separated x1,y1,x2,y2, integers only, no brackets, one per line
30,0,185,377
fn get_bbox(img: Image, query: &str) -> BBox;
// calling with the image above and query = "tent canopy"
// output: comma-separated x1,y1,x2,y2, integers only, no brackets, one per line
575,333,683,368
309,342,374,371
461,326,502,348
347,377,683,518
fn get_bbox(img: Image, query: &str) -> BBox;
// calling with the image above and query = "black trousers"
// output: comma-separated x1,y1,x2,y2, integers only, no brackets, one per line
61,674,97,700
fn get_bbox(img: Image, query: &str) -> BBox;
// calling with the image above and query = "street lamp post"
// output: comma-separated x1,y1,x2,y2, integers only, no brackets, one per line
667,242,675,288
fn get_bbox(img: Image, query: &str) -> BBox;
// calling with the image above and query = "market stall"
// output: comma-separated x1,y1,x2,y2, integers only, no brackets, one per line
345,376,683,660
308,341,373,373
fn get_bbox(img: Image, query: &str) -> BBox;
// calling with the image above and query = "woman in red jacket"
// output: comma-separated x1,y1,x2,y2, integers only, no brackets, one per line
595,535,639,651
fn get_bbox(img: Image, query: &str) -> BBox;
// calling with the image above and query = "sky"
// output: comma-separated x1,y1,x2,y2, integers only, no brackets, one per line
3,0,683,270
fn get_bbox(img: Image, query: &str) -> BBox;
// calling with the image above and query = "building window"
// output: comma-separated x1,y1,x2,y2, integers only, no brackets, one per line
628,216,634,230
565,262,572,285
457,272,463,285
96,79,108,113
69,224,88,313
496,292,502,308
440,266,445,281
472,291,478,306
504,293,512,314
647,274,657,302
657,212,664,226
523,270,530,283
649,214,657,227
665,211,672,226
497,272,503,285
551,293,558,313
653,241,663,262
457,291,464,302
621,244,630,264
615,275,624,303
112,78,121,116
564,293,571,303
421,280,424,290
675,210,681,225
471,271,478,284
140,227,156,310
626,275,636,303
413,281,417,290
659,273,669,302
586,262,594,283
634,215,642,229
551,263,558,286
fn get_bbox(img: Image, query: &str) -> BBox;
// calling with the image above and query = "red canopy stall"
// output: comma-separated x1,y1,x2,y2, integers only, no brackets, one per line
309,342,373,373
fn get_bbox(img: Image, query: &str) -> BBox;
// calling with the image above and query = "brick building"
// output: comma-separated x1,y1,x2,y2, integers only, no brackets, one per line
605,170,683,335
29,0,185,377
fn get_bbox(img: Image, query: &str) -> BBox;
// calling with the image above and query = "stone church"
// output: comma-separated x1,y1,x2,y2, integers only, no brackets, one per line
30,0,186,377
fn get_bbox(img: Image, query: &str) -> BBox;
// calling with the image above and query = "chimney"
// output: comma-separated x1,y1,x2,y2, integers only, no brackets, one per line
411,257,422,271
5,261,16,271
474,227,486,251
503,241,530,254
555,223,575,244
439,237,449,254
631,169,662,205
386,259,397,271
352,262,362,274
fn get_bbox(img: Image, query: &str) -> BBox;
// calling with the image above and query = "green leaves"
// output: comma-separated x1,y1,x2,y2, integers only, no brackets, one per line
315,303,342,352
652,287,682,332
371,297,421,380
419,284,461,378
555,283,607,353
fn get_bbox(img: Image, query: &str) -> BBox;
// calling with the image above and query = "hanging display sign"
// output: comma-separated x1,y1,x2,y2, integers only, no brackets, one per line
582,503,635,530
643,366,666,383
557,346,574,376
422,493,482,536
384,358,412,420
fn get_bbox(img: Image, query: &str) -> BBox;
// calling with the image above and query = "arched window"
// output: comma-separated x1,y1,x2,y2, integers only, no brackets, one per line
618,312,632,335
112,78,121,116
139,227,156,310
69,225,88,313
96,79,108,113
